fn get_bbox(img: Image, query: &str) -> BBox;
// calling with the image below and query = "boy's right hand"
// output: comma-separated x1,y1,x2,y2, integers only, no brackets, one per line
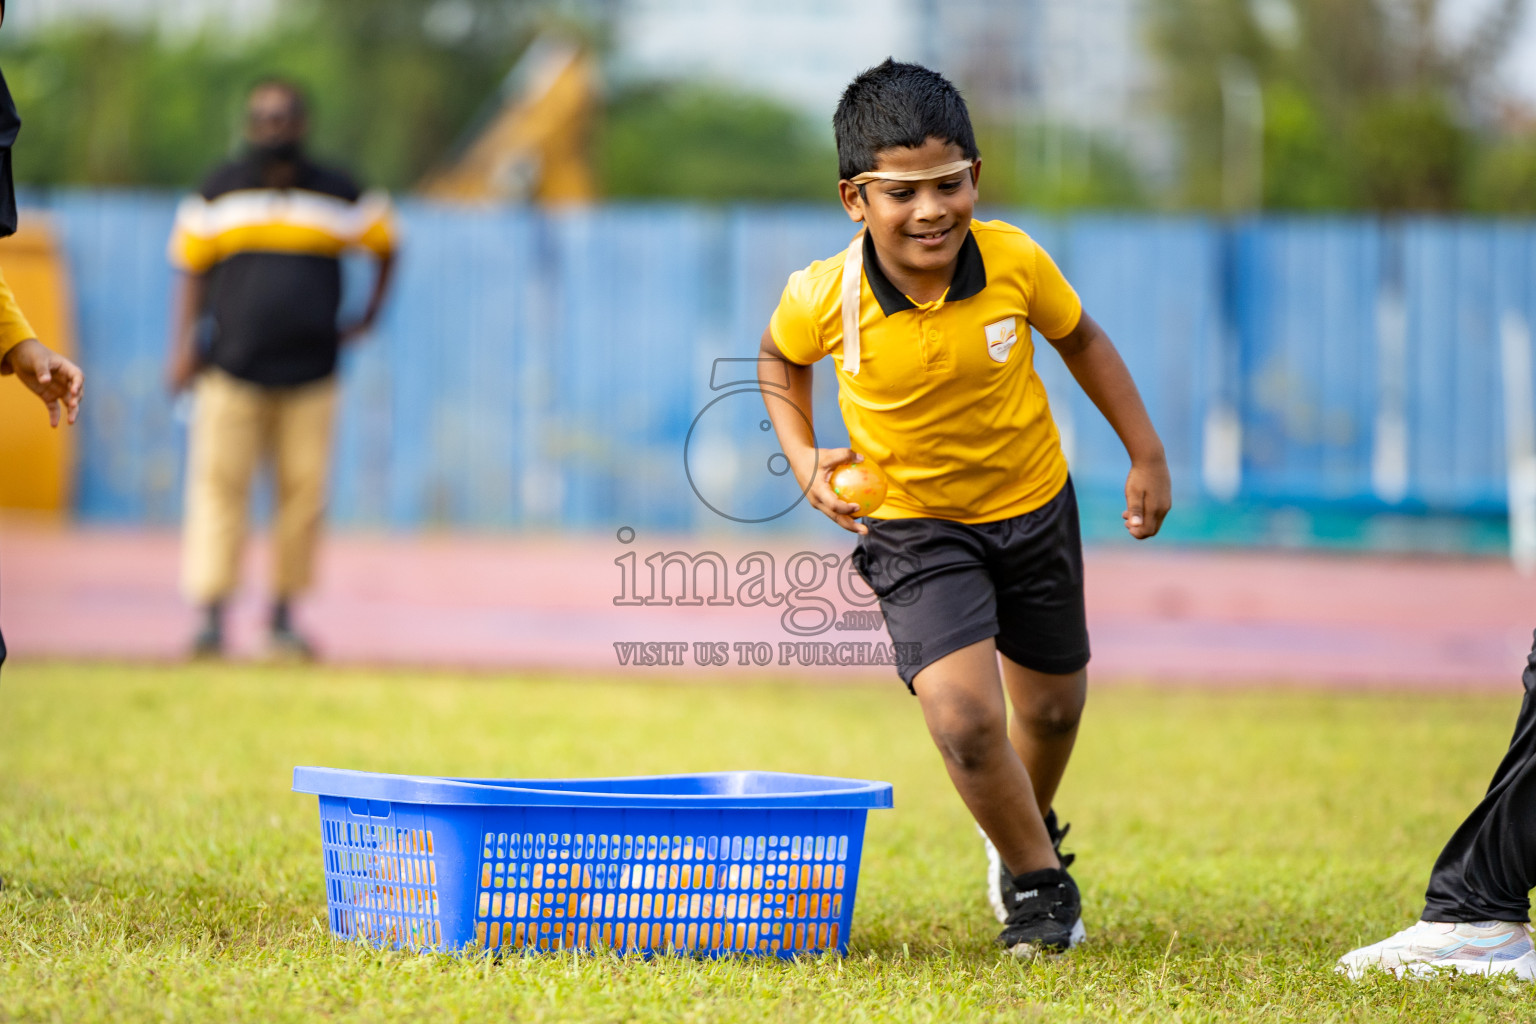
791,446,869,535
1,338,83,427
166,342,201,394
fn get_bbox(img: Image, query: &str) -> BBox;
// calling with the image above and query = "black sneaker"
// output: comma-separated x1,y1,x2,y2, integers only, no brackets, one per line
190,623,224,660
996,866,1084,959
189,602,225,661
985,808,1077,924
265,625,316,663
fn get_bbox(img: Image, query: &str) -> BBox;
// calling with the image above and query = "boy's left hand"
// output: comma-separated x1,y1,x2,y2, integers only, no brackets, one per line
1,338,84,427
1123,455,1171,539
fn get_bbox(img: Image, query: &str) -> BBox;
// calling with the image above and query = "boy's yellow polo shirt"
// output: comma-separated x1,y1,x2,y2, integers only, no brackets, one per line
0,268,36,372
770,219,1081,523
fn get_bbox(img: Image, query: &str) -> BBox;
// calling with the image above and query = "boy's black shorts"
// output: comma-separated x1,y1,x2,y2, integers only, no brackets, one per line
851,477,1090,693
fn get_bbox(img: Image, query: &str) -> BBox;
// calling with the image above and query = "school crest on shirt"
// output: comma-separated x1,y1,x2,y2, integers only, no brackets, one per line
984,317,1019,363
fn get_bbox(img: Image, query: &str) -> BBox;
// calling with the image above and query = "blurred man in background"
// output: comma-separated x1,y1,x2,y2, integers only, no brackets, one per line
166,79,396,660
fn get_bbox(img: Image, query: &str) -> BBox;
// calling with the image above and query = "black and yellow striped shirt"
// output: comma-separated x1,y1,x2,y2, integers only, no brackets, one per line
168,155,396,387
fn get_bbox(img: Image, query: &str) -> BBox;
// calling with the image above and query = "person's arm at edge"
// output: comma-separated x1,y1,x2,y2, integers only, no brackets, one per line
166,271,207,394
1044,310,1171,539
341,249,396,343
0,269,82,427
757,327,866,534
342,190,399,343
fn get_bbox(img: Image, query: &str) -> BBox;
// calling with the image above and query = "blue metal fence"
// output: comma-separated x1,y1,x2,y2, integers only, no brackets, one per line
30,192,1536,536
1229,218,1382,504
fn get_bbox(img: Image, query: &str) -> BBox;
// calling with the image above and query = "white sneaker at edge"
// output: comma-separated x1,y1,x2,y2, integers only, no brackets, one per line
1337,920,1536,980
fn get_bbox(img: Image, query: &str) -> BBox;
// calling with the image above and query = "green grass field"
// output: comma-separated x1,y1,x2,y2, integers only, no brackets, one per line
3,662,1535,1022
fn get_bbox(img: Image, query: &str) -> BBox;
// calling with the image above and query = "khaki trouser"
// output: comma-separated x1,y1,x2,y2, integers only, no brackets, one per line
181,368,337,603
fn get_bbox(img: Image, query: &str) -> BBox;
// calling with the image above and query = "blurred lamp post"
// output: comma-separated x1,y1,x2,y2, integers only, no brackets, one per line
1203,61,1263,503
1220,59,1263,214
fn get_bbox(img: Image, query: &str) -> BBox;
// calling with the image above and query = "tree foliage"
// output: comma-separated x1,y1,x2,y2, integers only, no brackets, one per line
1148,0,1530,211
0,2,846,203
973,122,1149,212
0,0,537,190
596,83,835,202
0,3,1154,208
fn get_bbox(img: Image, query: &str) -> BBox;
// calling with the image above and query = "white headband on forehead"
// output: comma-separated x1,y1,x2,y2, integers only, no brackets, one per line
846,159,975,186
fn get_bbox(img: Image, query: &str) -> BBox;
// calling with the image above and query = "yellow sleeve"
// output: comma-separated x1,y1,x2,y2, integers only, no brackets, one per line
0,266,37,372
354,190,398,257
1026,239,1082,340
167,194,218,274
768,268,825,366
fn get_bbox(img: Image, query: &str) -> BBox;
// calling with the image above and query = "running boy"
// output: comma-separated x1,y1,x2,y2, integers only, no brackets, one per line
758,60,1170,957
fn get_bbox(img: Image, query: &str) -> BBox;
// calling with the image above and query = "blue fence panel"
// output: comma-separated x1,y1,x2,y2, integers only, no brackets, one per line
336,204,538,528
1059,215,1221,500
1493,224,1536,517
49,192,183,524
1233,219,1382,504
547,206,716,531
1402,221,1509,512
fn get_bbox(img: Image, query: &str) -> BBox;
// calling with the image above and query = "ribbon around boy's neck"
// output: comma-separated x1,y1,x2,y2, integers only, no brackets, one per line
846,159,975,186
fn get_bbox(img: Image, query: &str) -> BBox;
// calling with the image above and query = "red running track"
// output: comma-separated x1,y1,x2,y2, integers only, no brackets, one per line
2,519,1534,689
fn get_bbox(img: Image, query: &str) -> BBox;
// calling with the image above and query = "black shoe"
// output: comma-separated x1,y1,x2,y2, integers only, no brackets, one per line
986,808,1077,924
265,625,316,663
190,623,224,660
190,602,225,660
996,866,1084,959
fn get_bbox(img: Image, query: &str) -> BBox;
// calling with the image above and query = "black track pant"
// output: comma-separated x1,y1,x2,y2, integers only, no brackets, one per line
1422,631,1536,923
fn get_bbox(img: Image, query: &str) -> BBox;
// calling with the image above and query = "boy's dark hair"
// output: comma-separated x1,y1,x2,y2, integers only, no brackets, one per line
833,59,979,182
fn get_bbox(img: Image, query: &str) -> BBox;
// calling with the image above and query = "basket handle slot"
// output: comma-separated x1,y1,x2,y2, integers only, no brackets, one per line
347,798,393,818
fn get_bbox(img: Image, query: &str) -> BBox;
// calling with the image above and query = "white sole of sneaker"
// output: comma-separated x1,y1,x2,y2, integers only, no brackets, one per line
1005,918,1088,960
984,834,1008,925
1398,951,1536,981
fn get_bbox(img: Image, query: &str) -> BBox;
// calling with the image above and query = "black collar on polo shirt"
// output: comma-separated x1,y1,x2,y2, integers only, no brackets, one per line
862,227,987,317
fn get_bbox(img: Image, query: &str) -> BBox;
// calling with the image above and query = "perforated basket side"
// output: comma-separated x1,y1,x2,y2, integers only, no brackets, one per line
469,806,870,958
317,796,469,950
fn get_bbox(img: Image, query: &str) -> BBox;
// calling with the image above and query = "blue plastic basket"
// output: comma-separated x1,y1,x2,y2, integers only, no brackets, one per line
292,767,894,958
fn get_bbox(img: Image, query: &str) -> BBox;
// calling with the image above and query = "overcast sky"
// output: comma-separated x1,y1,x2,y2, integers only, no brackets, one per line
1501,18,1536,108
1443,0,1536,106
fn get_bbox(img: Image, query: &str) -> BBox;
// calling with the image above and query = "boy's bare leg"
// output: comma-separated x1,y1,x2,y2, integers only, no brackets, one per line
912,638,1060,876
1000,659,1087,816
